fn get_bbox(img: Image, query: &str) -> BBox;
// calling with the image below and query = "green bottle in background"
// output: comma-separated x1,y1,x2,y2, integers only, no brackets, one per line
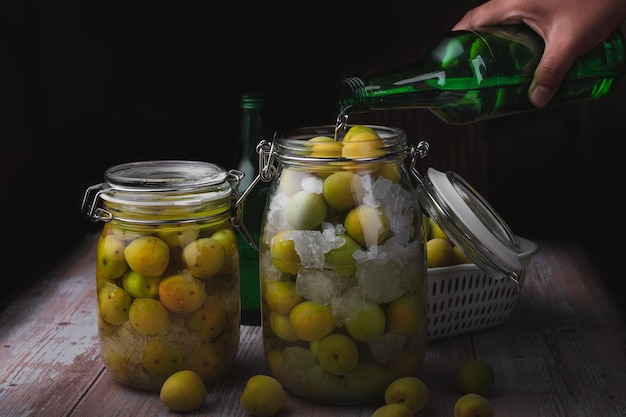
236,92,269,326
338,24,625,124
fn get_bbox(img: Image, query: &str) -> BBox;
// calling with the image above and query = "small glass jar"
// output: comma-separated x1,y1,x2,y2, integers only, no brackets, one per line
81,160,241,391
254,125,429,404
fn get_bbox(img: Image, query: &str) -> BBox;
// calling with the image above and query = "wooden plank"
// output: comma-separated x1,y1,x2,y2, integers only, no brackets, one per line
473,240,626,417
0,235,102,417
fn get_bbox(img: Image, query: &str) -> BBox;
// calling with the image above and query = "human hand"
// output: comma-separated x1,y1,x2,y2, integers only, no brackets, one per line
452,0,626,107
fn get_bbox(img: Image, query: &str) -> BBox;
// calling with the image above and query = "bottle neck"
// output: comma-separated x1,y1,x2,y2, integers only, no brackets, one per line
338,73,466,114
238,93,267,188
338,77,370,115
241,108,265,164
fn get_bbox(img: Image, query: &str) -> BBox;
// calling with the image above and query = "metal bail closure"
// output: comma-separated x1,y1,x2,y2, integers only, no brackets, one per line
412,166,522,285
232,139,277,252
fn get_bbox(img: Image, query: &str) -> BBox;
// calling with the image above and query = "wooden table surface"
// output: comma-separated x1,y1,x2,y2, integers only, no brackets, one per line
1,234,625,417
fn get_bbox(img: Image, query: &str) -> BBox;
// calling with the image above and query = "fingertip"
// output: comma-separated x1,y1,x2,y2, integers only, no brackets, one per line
529,82,554,108
529,47,573,107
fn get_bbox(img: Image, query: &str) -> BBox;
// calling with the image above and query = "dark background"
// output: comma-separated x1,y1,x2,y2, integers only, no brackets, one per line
1,1,624,310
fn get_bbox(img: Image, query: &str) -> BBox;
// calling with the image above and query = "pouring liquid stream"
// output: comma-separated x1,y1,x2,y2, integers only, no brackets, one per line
333,106,351,141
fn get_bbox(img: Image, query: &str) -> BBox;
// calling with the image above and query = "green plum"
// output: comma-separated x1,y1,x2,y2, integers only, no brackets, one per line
182,237,226,279
124,236,170,277
345,302,386,342
160,370,206,412
324,234,362,276
454,393,494,417
98,281,131,325
317,333,359,376
455,359,495,395
344,205,389,247
141,339,184,378
122,269,160,299
188,302,227,340
322,171,364,212
158,272,206,313
96,233,128,279
128,298,170,335
239,374,287,417
285,190,327,230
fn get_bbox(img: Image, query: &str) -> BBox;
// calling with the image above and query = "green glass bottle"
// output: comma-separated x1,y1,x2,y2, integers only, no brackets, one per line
339,24,625,124
236,92,269,326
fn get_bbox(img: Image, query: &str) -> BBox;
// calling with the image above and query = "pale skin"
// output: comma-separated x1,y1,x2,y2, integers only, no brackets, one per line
452,0,626,107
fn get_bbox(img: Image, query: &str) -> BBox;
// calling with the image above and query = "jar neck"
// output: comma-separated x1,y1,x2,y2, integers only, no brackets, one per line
275,124,408,165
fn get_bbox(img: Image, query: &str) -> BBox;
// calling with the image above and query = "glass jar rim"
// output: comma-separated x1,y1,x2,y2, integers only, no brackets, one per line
104,160,228,191
273,124,408,164
100,160,232,207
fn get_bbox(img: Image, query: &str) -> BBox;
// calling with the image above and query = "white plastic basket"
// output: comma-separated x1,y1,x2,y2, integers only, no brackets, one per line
426,236,538,340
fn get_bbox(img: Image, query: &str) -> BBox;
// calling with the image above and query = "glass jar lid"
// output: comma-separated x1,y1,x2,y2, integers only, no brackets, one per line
414,167,522,282
101,160,231,205
104,160,227,191
81,160,234,224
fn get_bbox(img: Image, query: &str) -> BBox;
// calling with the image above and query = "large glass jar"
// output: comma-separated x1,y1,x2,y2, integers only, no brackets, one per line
256,125,429,404
81,160,241,392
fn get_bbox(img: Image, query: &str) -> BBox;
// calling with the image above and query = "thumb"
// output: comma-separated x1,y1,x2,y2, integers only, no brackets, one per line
528,46,575,107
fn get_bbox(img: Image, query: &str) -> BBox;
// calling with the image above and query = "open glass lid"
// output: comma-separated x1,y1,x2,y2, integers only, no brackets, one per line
412,166,522,284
